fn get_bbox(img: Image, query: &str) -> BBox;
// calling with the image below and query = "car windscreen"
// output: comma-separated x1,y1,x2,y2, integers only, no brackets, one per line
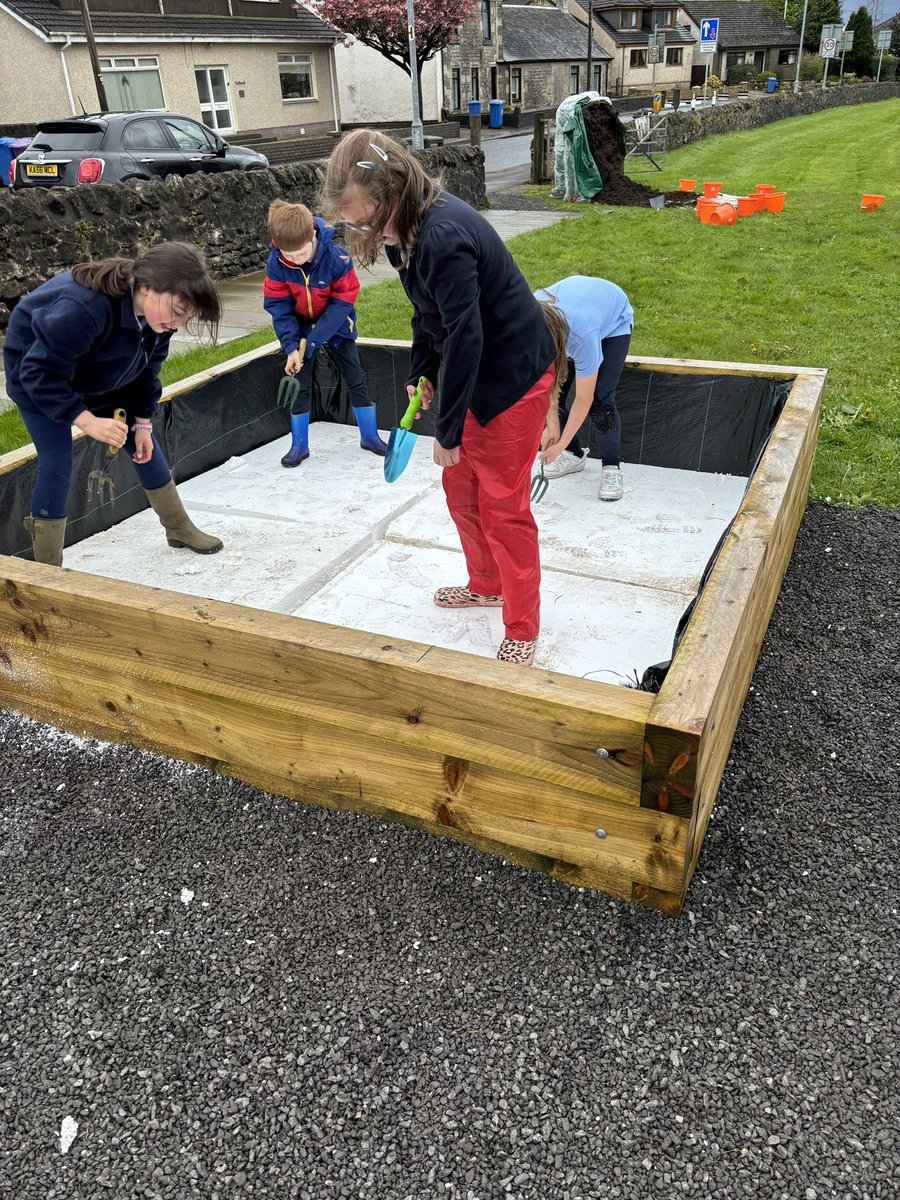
30,127,105,151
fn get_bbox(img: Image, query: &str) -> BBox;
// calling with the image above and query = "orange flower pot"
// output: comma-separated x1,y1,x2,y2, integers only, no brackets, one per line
696,198,718,223
736,195,758,218
861,194,885,211
763,192,785,213
708,203,737,226
679,178,697,191
755,184,775,195
702,181,722,199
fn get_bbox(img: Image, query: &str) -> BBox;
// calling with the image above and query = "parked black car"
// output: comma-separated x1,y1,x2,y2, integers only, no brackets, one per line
11,111,268,188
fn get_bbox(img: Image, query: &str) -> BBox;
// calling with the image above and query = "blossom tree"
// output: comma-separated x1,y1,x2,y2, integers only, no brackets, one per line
309,0,478,115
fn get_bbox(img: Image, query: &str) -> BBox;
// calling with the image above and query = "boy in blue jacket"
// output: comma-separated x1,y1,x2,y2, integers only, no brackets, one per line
262,199,387,467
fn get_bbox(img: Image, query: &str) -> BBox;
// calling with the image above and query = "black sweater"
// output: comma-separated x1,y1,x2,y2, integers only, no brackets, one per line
387,191,556,449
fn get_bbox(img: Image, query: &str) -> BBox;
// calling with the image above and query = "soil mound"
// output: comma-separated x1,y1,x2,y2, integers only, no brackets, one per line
582,101,694,208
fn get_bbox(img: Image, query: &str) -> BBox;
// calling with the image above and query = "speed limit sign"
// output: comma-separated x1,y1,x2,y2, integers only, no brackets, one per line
823,37,837,55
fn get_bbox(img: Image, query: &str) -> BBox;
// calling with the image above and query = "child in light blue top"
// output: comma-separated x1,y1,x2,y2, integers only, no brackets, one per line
534,275,634,500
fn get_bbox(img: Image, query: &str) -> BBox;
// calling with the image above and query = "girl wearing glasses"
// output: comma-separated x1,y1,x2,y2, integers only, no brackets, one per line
322,132,567,668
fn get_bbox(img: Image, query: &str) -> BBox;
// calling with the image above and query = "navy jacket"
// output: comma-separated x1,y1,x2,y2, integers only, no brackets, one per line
3,272,171,425
387,191,557,449
263,218,360,357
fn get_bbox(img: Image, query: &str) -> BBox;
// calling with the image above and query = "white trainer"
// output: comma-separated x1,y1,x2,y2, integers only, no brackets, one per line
542,448,589,480
599,465,624,501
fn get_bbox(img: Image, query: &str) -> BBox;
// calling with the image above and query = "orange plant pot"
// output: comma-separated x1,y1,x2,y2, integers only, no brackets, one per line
755,184,775,195
702,181,722,199
764,192,785,213
696,198,718,223
861,194,885,211
708,204,737,226
736,196,758,218
679,178,697,191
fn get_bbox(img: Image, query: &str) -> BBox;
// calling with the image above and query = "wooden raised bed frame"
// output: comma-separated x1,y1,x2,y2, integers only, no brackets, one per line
0,352,825,914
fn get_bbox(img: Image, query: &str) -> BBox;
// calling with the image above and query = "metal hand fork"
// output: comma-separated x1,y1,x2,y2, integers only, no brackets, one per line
87,407,127,504
530,460,549,503
277,338,307,409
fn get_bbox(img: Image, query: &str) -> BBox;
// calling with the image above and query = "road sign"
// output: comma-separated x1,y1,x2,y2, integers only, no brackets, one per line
700,17,718,53
840,30,854,51
820,23,842,58
648,46,661,64
877,30,891,51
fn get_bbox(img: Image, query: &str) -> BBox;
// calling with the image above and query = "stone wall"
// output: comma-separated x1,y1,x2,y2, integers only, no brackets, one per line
0,145,485,334
666,82,900,149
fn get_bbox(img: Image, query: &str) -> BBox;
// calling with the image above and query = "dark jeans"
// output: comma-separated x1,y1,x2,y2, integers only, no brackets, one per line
290,339,371,415
557,332,631,465
16,398,171,520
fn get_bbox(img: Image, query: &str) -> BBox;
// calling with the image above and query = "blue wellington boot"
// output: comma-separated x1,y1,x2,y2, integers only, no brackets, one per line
281,412,310,468
352,406,389,456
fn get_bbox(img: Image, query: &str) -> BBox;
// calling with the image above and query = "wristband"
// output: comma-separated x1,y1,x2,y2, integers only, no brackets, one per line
131,421,152,432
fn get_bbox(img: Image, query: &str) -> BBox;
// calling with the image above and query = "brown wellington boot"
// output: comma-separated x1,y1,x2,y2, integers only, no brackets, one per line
23,515,67,567
144,479,223,554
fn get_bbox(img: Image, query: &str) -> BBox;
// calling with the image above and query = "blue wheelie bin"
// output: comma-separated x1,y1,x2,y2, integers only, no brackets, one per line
0,138,14,187
467,99,483,123
489,98,504,129
766,77,777,93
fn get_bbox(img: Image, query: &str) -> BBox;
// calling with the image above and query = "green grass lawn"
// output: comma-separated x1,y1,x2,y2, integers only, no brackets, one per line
360,100,900,507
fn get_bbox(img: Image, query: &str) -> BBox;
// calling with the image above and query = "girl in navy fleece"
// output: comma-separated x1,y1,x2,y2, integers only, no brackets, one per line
322,132,567,667
4,242,222,567
263,199,387,467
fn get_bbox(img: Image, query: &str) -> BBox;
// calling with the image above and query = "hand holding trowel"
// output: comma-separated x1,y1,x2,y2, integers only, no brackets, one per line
383,376,429,483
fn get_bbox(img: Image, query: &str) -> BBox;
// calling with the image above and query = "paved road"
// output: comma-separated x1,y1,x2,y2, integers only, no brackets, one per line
482,131,534,193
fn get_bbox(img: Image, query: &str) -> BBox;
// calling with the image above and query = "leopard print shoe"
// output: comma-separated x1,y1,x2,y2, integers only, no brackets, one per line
434,587,504,609
496,637,538,666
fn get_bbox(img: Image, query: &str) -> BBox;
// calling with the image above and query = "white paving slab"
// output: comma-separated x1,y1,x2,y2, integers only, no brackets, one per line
292,542,694,682
63,423,748,680
388,458,746,596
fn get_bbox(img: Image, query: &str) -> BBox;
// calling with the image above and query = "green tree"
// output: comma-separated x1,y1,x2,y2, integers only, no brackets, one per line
845,7,877,75
890,15,900,56
804,0,842,50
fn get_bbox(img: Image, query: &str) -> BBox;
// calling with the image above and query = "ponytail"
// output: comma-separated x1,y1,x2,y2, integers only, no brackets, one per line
537,299,570,402
71,257,134,296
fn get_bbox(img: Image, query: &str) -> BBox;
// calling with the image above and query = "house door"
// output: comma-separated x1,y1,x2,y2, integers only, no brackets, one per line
690,63,707,87
195,67,234,133
490,66,498,98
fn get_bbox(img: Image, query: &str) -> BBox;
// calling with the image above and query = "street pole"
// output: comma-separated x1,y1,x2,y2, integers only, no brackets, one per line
405,0,424,150
839,33,847,82
587,8,593,92
876,45,884,83
793,0,810,94
78,0,109,112
822,57,830,89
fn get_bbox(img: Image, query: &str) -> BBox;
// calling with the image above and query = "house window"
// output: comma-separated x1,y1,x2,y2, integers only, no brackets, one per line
471,68,480,100
510,67,522,103
725,51,748,70
570,65,580,92
666,47,683,66
277,53,315,101
98,56,164,110
655,10,674,26
592,63,602,90
481,1,491,40
630,49,648,68
619,10,639,28
451,68,461,110
778,48,797,65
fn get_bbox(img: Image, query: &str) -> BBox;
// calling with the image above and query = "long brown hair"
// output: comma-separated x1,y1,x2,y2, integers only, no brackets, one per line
536,299,570,403
71,241,222,338
319,130,440,268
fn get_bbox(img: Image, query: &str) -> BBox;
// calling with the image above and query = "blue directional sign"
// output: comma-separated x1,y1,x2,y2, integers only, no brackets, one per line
699,17,719,53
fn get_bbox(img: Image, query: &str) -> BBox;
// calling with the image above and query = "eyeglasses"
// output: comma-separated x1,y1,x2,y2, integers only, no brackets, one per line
343,221,373,233
355,141,389,172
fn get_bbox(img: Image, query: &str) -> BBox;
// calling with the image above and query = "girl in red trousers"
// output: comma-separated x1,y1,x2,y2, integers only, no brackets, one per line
322,132,566,667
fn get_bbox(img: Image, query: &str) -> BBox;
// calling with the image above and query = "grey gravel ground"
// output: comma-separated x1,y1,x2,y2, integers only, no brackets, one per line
1,503,898,1200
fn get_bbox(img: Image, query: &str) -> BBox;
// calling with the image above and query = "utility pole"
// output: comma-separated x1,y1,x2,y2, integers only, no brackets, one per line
78,0,109,112
587,1,594,92
406,0,424,150
793,0,810,94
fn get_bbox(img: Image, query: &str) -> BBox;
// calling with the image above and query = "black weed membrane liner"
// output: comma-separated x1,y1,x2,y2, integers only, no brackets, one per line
0,343,791,685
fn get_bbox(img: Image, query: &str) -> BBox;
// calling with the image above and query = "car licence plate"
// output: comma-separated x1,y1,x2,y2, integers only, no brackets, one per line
25,164,59,177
